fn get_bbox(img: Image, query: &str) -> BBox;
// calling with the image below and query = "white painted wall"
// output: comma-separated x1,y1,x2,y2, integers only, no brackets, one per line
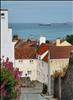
14,59,48,84
40,36,46,45
36,60,48,84
1,10,15,62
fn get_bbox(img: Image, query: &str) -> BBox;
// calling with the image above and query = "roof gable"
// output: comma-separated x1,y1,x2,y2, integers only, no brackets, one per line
60,41,72,46
37,43,73,63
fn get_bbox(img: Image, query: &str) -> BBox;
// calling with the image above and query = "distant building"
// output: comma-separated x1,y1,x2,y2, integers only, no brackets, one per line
37,43,73,76
39,36,46,45
55,38,72,46
1,9,15,62
14,37,73,84
36,43,73,95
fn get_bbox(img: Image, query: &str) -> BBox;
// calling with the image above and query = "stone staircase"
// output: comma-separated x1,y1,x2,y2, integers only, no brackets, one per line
20,77,34,87
20,77,58,100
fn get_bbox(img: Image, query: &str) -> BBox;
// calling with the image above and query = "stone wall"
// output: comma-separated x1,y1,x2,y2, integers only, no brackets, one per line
54,53,73,100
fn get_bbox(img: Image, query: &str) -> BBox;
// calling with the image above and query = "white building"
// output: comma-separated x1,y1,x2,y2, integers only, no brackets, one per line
14,40,48,84
39,36,46,45
37,43,73,76
15,59,48,84
1,9,15,62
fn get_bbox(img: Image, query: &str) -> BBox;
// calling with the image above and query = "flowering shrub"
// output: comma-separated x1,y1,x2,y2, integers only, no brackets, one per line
0,58,22,100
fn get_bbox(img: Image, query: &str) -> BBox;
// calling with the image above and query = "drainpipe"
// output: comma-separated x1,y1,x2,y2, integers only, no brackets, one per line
48,50,52,96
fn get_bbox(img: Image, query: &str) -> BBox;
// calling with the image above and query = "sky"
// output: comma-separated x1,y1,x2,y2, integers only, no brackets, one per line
1,1,73,24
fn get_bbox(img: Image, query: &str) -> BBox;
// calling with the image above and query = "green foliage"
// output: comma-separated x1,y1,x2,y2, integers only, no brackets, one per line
46,40,50,43
66,34,73,45
0,67,17,100
13,34,18,40
1,67,16,87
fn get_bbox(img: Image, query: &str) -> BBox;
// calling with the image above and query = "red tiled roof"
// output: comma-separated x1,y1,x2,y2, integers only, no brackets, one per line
43,54,48,62
37,43,49,55
49,46,73,59
15,40,38,59
15,40,73,61
15,47,37,59
37,43,73,62
15,39,38,48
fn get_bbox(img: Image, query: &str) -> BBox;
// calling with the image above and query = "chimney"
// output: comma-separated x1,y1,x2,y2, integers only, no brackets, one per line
56,38,60,46
40,36,46,45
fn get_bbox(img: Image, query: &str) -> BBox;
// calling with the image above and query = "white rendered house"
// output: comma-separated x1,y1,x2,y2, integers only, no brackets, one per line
14,40,48,84
37,43,73,76
1,9,15,62
15,59,48,84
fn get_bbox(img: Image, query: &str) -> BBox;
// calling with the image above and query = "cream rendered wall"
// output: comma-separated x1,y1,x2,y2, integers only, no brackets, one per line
56,39,72,46
1,10,15,62
59,41,72,46
56,39,60,46
50,58,69,75
14,59,48,84
15,59,37,80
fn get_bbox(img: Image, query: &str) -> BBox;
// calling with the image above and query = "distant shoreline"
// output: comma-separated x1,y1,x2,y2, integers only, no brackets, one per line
9,22,73,25
9,22,73,40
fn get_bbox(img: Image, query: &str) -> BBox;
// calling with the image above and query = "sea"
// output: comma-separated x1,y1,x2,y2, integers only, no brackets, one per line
9,22,73,40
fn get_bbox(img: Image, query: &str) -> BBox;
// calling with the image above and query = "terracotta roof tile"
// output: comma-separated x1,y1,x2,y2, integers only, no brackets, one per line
49,46,73,59
37,43,49,55
15,40,38,59
15,47,37,59
37,43,73,63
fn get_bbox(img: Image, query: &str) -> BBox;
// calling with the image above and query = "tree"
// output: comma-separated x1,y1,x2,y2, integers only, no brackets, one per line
46,40,50,43
13,35,18,40
66,34,73,45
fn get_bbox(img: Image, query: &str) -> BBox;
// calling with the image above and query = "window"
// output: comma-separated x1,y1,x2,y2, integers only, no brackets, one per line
1,13,4,16
25,73,27,77
37,55,41,60
19,60,23,62
30,59,33,63
27,71,31,75
0,13,5,19
38,56,41,60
